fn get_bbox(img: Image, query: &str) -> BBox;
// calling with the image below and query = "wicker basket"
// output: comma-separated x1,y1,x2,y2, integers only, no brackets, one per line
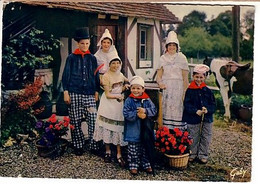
165,153,189,169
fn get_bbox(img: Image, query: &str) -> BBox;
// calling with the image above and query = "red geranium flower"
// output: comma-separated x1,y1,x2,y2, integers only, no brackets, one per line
35,114,72,146
155,126,193,155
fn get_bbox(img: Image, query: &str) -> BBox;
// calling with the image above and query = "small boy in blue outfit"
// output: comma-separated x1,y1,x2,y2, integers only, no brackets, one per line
123,76,157,175
182,64,216,164
62,27,100,156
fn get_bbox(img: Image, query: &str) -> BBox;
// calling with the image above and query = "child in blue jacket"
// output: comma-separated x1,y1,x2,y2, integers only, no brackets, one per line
182,64,216,164
62,27,100,156
123,76,157,175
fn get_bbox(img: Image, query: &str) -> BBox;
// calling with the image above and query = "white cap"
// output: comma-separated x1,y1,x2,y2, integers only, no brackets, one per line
97,29,113,47
193,64,210,74
130,76,145,87
165,31,179,47
107,51,121,64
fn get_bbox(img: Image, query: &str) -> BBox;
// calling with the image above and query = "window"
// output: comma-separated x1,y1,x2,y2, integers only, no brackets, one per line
137,24,153,68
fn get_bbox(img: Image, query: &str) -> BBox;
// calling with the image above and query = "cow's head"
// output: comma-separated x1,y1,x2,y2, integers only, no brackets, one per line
220,61,251,80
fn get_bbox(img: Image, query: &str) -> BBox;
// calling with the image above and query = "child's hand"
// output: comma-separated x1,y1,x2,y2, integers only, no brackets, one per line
64,91,71,104
196,110,203,116
116,94,124,102
202,106,208,114
137,107,146,114
137,112,146,119
95,92,99,102
158,83,166,89
124,84,130,91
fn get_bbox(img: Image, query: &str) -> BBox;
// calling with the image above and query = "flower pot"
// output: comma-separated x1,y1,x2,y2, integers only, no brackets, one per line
165,153,189,170
238,104,252,122
35,138,68,158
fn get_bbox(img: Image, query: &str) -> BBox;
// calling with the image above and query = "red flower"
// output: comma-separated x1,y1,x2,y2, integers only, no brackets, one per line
49,114,57,123
70,125,75,130
155,126,193,155
161,138,165,143
35,113,74,146
184,131,189,137
63,116,70,123
63,121,69,127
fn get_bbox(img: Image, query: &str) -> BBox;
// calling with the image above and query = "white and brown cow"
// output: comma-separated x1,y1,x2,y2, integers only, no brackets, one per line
203,57,253,119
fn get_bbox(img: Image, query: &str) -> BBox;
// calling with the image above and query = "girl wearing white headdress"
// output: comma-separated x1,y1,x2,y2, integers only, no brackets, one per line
93,53,129,167
156,31,189,130
94,29,119,81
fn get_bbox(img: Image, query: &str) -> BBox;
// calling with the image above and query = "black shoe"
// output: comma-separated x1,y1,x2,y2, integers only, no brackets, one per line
198,158,208,164
90,149,100,156
74,148,84,156
104,153,111,163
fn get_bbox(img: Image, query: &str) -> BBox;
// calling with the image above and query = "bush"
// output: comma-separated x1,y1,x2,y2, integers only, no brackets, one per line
1,77,43,146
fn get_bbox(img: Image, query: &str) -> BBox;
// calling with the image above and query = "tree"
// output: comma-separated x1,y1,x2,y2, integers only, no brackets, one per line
240,10,254,60
210,34,232,57
177,10,207,36
179,27,212,59
207,10,232,37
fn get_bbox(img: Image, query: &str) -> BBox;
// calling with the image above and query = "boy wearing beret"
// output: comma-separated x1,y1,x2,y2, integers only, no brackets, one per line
62,27,100,156
182,64,216,164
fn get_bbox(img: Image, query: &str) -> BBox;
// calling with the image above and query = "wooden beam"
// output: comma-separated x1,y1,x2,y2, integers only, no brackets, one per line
127,17,137,36
232,5,240,62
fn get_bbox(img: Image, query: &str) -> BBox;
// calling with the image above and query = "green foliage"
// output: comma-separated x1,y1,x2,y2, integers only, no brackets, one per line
2,28,60,69
173,9,254,60
2,28,61,90
0,78,43,146
177,10,207,36
207,11,232,37
240,10,254,60
210,34,232,57
179,27,212,58
212,90,252,120
230,94,252,119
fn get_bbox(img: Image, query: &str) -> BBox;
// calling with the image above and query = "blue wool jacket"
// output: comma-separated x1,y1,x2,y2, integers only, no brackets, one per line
62,52,100,95
182,85,216,124
123,96,157,142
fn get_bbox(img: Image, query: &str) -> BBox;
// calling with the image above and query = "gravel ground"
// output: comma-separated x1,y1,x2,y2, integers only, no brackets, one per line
0,123,252,182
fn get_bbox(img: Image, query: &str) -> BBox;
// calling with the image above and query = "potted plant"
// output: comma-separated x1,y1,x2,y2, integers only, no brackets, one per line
1,77,43,146
35,114,74,158
155,126,193,169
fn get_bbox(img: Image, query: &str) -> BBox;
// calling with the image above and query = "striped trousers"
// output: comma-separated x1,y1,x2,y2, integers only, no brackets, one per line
187,122,213,160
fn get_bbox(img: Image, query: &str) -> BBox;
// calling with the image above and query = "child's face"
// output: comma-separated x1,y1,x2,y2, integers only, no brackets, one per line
167,43,177,54
77,39,90,52
109,60,121,72
130,84,145,97
193,73,206,86
101,38,112,53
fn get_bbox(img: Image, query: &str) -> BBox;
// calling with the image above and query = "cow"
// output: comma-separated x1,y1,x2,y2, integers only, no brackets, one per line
203,57,253,120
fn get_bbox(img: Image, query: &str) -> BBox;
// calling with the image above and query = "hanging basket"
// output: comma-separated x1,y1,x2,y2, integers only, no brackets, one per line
165,152,189,169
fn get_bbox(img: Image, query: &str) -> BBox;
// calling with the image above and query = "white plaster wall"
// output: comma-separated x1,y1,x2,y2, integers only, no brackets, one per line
127,17,161,82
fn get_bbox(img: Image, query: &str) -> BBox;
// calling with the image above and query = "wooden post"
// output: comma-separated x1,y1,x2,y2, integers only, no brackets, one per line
232,5,240,62
157,89,163,128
